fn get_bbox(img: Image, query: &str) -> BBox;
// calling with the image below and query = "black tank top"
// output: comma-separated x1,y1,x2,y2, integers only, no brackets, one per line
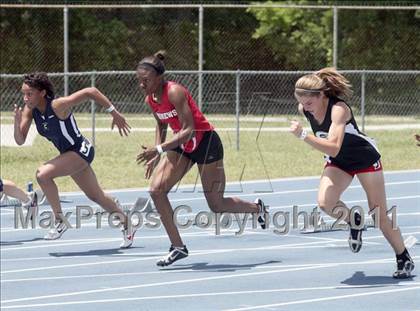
303,97,381,171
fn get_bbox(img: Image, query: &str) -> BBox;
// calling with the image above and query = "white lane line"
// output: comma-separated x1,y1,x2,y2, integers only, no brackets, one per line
0,240,378,264
0,262,342,284
270,195,420,211
1,226,418,256
364,231,420,240
3,283,420,309
0,232,209,251
224,286,420,311
254,256,420,269
1,193,418,219
0,265,337,304
10,169,415,197
4,257,419,284
0,240,348,274
1,179,417,214
3,256,419,306
169,191,420,203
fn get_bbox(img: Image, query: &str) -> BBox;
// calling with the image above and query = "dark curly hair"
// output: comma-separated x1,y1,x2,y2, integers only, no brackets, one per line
23,72,55,98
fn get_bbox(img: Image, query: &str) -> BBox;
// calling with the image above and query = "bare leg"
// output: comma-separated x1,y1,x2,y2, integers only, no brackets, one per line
357,170,405,254
149,151,193,247
317,166,354,222
198,159,259,213
36,152,89,219
2,179,30,203
71,165,128,226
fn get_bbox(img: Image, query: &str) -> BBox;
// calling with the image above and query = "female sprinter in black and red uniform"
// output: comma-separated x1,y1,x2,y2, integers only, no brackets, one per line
289,67,414,279
136,51,268,267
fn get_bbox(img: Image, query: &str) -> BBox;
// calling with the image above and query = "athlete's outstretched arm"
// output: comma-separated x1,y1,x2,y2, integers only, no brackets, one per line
290,102,350,157
13,104,33,145
52,87,131,136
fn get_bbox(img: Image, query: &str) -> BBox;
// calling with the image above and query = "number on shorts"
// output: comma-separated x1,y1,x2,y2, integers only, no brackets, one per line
79,140,92,157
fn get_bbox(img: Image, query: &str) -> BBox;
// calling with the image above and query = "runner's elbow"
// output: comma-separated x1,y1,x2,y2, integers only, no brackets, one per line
14,135,25,145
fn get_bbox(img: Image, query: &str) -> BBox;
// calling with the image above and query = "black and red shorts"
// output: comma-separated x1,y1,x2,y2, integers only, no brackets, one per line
172,131,224,165
325,160,383,177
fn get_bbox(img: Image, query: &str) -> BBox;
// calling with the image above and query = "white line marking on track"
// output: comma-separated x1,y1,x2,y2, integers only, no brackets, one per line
224,286,420,311
0,240,353,274
4,257,419,284
2,282,420,309
0,232,210,250
2,256,419,306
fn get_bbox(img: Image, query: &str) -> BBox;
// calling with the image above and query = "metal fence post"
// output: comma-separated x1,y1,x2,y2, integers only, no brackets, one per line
198,5,204,110
361,70,366,132
63,6,69,96
235,70,241,151
91,72,96,147
333,6,338,68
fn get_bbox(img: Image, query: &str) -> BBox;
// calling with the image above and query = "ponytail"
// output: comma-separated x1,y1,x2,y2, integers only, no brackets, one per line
295,67,352,99
316,67,353,98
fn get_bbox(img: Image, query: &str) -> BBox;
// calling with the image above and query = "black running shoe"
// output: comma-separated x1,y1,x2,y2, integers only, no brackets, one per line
255,198,269,229
156,245,189,267
393,256,415,279
348,211,363,253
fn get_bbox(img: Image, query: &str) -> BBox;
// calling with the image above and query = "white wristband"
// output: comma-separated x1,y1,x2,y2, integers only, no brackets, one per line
105,105,115,113
299,129,308,140
156,144,164,154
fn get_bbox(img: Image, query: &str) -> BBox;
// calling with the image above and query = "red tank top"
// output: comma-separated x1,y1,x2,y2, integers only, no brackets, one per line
146,81,214,153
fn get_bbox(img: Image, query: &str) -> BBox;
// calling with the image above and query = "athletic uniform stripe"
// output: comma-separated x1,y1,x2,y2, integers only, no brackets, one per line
59,120,75,145
70,115,82,138
344,123,380,154
182,137,197,151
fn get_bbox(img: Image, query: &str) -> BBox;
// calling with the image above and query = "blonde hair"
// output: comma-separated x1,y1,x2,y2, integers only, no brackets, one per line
295,67,353,98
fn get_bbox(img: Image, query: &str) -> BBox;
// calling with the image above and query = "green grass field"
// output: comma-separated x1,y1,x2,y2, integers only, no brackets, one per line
1,121,419,192
1,112,420,128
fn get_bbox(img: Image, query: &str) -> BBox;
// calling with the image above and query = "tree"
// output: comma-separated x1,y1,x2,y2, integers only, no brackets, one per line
248,1,333,70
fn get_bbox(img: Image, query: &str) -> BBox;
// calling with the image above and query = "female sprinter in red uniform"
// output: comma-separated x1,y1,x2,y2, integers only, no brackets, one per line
289,67,414,278
136,51,268,267
14,72,135,248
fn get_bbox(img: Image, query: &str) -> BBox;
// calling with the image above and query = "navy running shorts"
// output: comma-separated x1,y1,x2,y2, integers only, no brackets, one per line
67,138,95,164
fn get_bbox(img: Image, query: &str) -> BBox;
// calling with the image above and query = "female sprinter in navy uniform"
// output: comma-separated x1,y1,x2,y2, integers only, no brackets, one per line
289,67,414,279
136,51,268,267
14,72,135,248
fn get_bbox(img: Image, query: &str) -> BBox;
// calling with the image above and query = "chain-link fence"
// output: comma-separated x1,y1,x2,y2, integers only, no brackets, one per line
1,4,419,75
2,70,419,136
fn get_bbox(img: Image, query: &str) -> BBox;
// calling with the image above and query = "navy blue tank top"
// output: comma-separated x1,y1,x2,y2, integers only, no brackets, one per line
32,98,85,153
303,97,381,171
